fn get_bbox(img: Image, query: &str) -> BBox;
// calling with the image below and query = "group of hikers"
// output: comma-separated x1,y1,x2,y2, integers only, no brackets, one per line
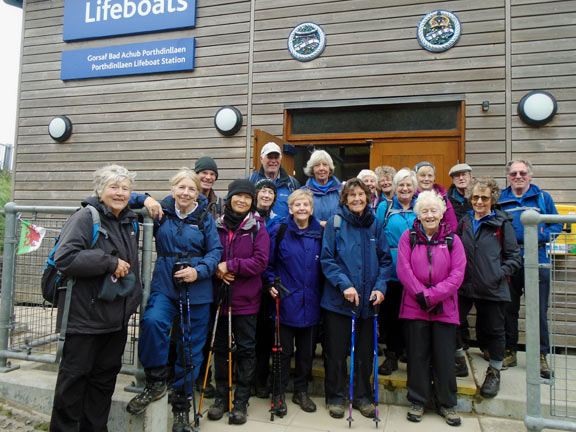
47,142,562,432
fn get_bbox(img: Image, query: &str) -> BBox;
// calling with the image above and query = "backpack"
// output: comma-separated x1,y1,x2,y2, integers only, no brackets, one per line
409,229,454,252
41,205,108,306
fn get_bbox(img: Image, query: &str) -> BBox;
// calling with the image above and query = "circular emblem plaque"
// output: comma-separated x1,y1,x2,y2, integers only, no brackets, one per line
288,22,326,62
417,10,461,52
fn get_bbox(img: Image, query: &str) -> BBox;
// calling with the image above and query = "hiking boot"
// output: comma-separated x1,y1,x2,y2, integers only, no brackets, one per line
327,404,345,419
406,402,424,423
171,393,191,432
480,366,500,398
482,349,490,361
207,398,227,421
455,355,469,378
438,405,461,426
502,349,517,369
378,354,398,375
271,393,287,417
126,380,167,415
230,400,248,425
540,353,554,379
352,400,376,418
255,386,269,399
196,382,216,399
292,391,317,412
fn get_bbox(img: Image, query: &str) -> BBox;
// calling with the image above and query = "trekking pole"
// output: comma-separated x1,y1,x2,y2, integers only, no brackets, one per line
269,277,290,421
184,287,199,432
227,282,234,424
347,304,357,428
197,282,225,418
370,296,381,428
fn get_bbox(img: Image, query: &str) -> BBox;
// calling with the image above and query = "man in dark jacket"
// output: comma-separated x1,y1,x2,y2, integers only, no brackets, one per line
247,142,300,218
447,163,472,222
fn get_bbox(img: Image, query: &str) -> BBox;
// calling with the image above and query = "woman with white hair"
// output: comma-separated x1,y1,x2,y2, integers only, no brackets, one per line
357,169,380,211
50,165,142,431
302,149,343,227
374,168,418,376
396,190,466,427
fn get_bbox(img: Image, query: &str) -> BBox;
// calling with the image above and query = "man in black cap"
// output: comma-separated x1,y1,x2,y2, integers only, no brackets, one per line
194,156,223,219
447,163,473,222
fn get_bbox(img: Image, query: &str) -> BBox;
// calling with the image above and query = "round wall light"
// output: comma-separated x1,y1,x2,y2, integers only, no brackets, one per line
214,106,243,136
48,115,73,142
517,91,557,127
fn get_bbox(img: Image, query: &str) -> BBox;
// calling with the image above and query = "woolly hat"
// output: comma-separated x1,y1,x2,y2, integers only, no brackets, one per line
194,157,219,178
255,178,277,207
226,179,256,201
414,161,436,173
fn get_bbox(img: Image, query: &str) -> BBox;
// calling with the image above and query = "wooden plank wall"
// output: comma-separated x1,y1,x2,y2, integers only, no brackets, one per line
14,0,253,205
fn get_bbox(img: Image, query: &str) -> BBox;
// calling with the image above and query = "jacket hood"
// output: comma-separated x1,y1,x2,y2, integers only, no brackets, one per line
159,193,209,219
338,203,375,228
82,196,136,221
412,218,452,242
216,211,262,231
304,176,342,194
258,164,292,186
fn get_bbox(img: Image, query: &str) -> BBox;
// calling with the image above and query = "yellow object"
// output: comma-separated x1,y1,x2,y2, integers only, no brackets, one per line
549,204,576,255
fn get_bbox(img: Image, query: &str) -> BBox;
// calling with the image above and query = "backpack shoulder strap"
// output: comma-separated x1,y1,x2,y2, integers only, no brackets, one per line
409,229,418,249
445,233,454,252
274,223,288,260
85,204,108,246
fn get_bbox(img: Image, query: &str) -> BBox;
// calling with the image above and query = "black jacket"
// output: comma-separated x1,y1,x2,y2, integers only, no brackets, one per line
448,184,472,222
457,209,521,302
54,197,142,334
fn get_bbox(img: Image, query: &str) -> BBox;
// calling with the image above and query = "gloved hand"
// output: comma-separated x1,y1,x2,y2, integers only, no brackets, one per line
415,292,428,310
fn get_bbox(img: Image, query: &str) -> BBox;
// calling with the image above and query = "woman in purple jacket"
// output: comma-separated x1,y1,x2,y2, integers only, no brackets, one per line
397,190,466,427
207,179,270,425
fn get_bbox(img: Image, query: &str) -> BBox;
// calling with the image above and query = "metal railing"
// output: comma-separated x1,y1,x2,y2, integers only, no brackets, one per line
0,202,154,385
522,210,576,432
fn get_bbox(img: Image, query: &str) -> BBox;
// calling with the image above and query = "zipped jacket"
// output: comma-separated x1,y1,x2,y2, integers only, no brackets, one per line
264,215,323,327
216,212,270,315
447,184,472,222
302,176,343,223
54,197,142,334
415,184,458,234
397,220,466,324
150,194,222,303
320,205,393,319
457,209,521,301
247,166,301,218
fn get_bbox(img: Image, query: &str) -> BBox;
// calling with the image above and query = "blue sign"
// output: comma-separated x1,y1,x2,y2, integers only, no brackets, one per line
63,0,196,41
61,38,195,80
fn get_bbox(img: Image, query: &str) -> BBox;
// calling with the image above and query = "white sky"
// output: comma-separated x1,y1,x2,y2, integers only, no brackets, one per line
0,2,23,146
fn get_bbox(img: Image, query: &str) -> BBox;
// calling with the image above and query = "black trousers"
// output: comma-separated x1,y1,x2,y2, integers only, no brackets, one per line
50,329,128,432
213,313,257,404
404,320,457,409
323,310,374,405
379,280,404,354
277,324,317,393
254,292,274,390
457,296,506,362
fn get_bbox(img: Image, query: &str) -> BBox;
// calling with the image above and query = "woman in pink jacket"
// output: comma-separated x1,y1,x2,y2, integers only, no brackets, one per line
397,190,466,427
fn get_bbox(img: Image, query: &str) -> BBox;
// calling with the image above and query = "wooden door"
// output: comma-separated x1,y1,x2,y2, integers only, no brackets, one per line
253,129,295,176
370,138,460,189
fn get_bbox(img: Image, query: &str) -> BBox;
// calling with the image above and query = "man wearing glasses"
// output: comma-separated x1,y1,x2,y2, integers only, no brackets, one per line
498,160,562,378
447,163,473,222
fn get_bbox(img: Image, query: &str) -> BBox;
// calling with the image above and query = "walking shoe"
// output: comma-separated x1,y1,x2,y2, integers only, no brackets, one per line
480,366,500,398
540,353,554,379
255,386,269,399
455,355,469,378
352,400,376,418
207,398,227,421
126,380,167,415
406,402,424,422
292,392,317,412
196,381,216,399
378,354,398,375
502,349,517,369
172,409,190,432
271,393,287,417
482,349,490,361
438,405,461,426
327,404,345,419
230,400,248,425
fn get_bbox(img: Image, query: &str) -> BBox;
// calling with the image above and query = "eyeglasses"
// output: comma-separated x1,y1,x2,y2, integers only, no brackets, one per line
508,171,529,178
471,195,491,202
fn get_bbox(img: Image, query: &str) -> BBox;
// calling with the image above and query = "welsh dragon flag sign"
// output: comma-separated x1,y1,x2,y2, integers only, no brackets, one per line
17,220,46,255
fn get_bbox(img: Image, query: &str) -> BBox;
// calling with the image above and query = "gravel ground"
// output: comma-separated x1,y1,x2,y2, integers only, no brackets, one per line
0,399,50,431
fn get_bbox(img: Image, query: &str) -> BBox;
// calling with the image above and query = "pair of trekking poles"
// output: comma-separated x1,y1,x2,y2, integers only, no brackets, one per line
197,281,235,425
348,296,381,429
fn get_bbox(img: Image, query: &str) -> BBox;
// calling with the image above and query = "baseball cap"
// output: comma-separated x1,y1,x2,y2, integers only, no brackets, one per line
448,163,472,176
260,142,282,157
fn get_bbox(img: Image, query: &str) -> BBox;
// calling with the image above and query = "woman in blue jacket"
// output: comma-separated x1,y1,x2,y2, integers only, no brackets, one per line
375,168,418,375
321,178,393,420
127,169,222,432
264,189,323,416
301,150,343,227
